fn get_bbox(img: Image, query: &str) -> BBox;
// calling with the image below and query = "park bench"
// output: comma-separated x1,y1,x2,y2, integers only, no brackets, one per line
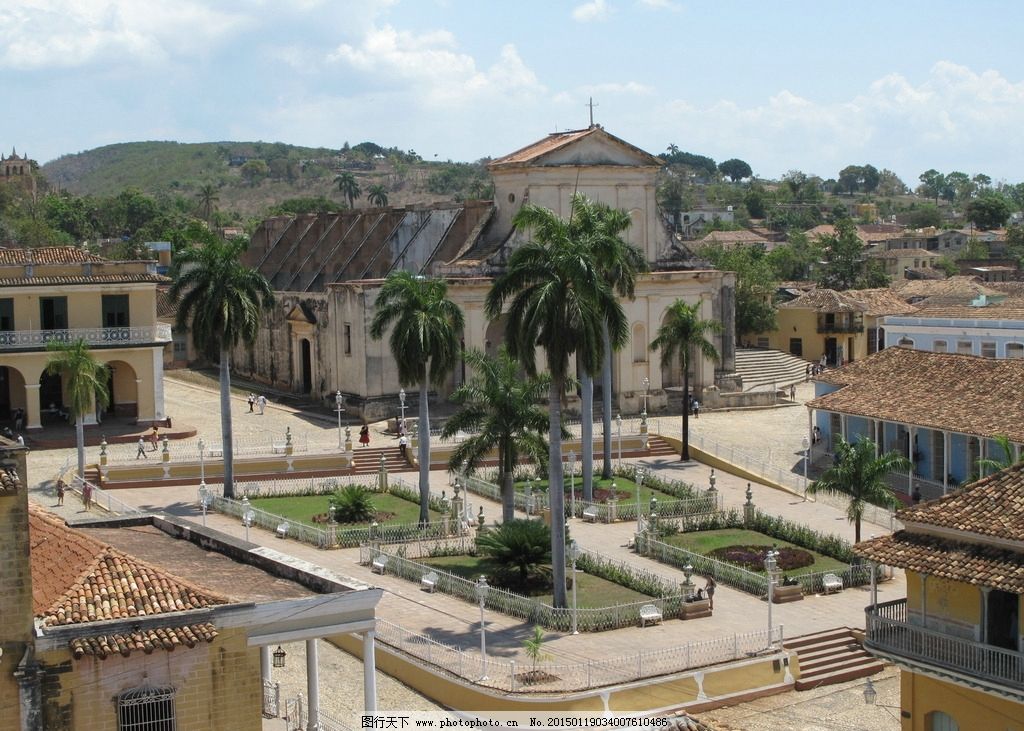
272,443,288,454
639,604,663,627
421,571,438,593
582,506,599,523
275,522,289,539
371,555,389,574
822,573,843,594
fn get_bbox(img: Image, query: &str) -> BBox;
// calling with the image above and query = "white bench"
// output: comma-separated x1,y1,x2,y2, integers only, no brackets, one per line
639,604,663,627
421,571,438,593
275,522,289,539
272,443,287,454
371,555,388,574
582,506,599,523
822,573,843,594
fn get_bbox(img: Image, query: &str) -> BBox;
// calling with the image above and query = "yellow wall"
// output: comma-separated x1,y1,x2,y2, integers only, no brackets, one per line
37,627,262,731
754,308,871,364
6,284,157,330
900,670,1024,731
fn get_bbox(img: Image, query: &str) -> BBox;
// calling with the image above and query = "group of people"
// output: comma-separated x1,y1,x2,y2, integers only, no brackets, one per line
247,393,268,415
135,425,161,458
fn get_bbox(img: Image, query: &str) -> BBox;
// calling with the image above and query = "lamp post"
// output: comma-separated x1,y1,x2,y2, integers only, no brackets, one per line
569,540,580,634
475,576,489,680
198,484,210,527
398,388,407,434
335,391,345,449
242,496,255,542
802,435,810,491
641,376,650,416
635,468,645,532
198,437,206,491
764,548,779,648
568,451,577,519
616,413,623,466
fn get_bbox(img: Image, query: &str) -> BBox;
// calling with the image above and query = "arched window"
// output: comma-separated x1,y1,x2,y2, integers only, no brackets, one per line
117,684,176,730
897,337,914,348
926,710,959,731
933,340,947,353
632,323,647,363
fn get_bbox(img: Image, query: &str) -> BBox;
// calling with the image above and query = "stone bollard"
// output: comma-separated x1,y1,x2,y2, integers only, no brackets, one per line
285,426,293,456
640,411,649,449
99,436,108,467
743,482,755,525
378,453,389,492
161,435,170,463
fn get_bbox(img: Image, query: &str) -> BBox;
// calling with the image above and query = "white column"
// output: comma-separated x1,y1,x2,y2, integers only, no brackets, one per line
306,639,319,731
363,630,377,713
260,646,270,685
24,383,41,429
152,348,165,420
840,414,847,443
943,431,950,495
908,425,915,494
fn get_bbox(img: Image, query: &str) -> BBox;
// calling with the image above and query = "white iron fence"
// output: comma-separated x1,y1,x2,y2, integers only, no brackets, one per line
0,324,171,350
69,475,145,516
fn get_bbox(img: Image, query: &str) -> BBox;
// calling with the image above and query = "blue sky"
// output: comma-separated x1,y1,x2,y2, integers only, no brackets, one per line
3,0,1024,186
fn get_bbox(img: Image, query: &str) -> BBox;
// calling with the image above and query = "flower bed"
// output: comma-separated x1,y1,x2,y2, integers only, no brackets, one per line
707,545,814,572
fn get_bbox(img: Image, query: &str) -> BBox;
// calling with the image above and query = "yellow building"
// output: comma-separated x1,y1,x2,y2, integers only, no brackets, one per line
0,246,171,430
856,466,1024,730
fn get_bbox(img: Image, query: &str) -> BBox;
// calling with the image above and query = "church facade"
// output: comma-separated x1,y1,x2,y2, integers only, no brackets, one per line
236,126,736,419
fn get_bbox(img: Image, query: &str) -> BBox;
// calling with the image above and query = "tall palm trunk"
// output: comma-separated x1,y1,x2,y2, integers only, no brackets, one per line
500,442,515,523
548,376,567,608
418,381,431,525
581,373,594,502
75,417,86,479
220,348,235,498
680,359,691,461
601,322,613,478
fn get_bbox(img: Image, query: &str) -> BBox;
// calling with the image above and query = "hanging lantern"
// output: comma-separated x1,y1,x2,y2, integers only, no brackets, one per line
272,646,286,668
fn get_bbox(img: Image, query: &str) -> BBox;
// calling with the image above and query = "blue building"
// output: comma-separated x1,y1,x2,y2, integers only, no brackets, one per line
881,296,1024,359
807,347,1024,500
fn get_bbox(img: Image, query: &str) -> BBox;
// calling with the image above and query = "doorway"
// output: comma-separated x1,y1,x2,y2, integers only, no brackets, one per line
300,339,312,394
824,338,837,366
986,590,1019,651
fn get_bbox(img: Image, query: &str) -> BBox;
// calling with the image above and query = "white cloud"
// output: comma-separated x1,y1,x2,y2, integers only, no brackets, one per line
572,0,611,23
637,0,681,10
0,0,252,69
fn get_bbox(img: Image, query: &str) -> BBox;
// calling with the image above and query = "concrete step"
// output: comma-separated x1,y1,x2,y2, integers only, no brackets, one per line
799,647,875,673
794,659,885,691
784,627,885,691
783,627,857,651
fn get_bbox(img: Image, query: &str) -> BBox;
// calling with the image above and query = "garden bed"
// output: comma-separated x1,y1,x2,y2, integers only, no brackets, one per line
662,529,848,578
251,491,441,528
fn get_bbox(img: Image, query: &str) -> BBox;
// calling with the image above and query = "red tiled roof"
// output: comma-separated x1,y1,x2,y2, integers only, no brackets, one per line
488,126,662,169
698,230,770,246
809,347,1024,442
0,465,18,492
0,273,169,287
778,288,866,313
867,248,938,259
70,622,220,660
909,297,1024,320
0,246,106,264
842,288,919,317
890,276,1003,304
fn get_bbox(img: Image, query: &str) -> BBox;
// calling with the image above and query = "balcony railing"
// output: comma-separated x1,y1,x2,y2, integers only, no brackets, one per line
816,318,864,334
0,324,172,350
866,599,1024,692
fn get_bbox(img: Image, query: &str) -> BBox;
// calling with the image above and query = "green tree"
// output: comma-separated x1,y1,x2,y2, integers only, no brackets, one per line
366,184,389,207
477,519,552,590
743,186,768,219
334,172,361,208
329,485,376,523
816,219,886,290
934,255,959,277
370,272,465,524
945,171,973,202
876,169,908,197
443,348,551,522
650,300,721,461
195,183,219,224
718,158,753,182
169,237,275,499
240,159,269,187
766,231,823,281
699,244,777,336
45,339,110,478
486,195,626,608
838,165,863,195
917,169,945,204
907,203,943,229
806,435,911,542
965,194,1011,230
956,237,989,261
523,625,552,674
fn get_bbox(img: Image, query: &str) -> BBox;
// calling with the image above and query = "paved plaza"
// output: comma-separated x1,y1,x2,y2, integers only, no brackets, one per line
24,374,899,728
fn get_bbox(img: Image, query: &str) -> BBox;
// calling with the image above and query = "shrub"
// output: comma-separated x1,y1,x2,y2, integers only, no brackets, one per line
708,545,814,572
476,519,552,589
329,485,375,523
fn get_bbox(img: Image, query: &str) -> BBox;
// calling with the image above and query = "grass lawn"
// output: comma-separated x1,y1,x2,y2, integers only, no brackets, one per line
250,493,440,527
663,529,849,577
513,476,678,507
421,555,653,607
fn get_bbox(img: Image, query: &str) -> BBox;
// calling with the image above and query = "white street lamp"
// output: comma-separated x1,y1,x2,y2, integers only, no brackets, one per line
475,575,490,680
764,548,779,648
641,376,650,416
635,468,645,532
569,540,580,634
241,496,255,542
398,388,407,434
616,413,623,466
198,437,206,490
335,391,345,449
198,483,210,527
568,451,577,519
802,435,810,491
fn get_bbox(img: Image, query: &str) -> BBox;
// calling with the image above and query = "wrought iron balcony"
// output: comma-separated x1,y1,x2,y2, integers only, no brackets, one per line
0,324,172,351
866,599,1024,695
816,317,864,334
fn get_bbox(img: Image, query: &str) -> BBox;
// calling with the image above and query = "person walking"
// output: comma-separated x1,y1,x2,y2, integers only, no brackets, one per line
359,424,370,447
692,399,700,419
705,576,717,610
248,393,256,413
56,479,65,506
257,394,267,415
398,433,408,460
81,480,93,511
150,425,160,451
136,436,147,459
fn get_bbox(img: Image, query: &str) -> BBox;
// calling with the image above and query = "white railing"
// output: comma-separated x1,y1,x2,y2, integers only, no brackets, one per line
640,535,770,597
374,617,783,693
0,324,172,350
429,415,659,445
100,430,314,463
70,476,146,516
866,599,1024,689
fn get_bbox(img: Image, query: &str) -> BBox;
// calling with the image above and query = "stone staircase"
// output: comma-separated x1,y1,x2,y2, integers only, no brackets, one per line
646,436,678,458
350,445,413,475
734,348,810,392
784,627,885,690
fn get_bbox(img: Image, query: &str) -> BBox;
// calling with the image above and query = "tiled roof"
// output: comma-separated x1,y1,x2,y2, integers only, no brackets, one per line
809,347,1024,442
0,246,106,265
29,509,226,657
867,248,938,259
855,532,1024,594
488,126,662,168
70,622,219,660
890,276,1003,303
987,281,1024,297
778,288,866,313
804,224,902,244
698,230,770,246
156,287,177,319
842,288,918,317
0,465,18,492
0,273,169,287
908,297,1024,321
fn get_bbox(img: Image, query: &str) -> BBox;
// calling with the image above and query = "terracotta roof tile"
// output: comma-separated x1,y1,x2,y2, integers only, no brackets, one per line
867,248,938,259
842,288,919,317
890,276,1003,303
156,287,176,319
0,273,169,287
70,622,219,660
0,465,19,492
809,347,1024,442
778,288,866,312
488,126,662,168
0,246,106,265
698,230,771,246
909,297,1024,320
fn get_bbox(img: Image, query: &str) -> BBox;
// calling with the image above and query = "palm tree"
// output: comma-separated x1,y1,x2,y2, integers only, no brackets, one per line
650,300,721,461
975,434,1020,478
486,195,626,608
169,237,274,499
366,184,389,208
195,183,220,224
443,347,551,522
45,339,109,479
334,172,361,208
370,272,464,524
806,435,911,542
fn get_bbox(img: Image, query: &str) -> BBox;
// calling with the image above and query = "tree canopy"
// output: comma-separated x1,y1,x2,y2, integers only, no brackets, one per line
718,158,752,182
965,193,1011,230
